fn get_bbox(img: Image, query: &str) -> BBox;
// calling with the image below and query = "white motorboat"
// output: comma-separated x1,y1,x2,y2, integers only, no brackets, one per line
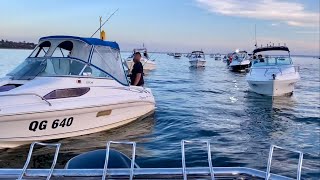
173,53,182,59
126,48,156,72
214,54,221,61
0,35,155,148
167,52,174,56
188,51,206,67
246,46,300,96
229,50,251,71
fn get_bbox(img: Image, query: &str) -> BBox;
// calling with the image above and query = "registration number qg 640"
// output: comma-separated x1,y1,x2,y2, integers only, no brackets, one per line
29,117,73,132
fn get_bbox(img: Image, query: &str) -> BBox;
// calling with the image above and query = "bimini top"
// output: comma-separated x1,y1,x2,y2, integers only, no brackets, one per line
253,46,290,55
40,35,120,50
7,35,128,86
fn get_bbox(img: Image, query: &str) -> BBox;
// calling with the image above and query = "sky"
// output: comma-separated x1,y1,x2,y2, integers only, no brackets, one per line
0,0,319,55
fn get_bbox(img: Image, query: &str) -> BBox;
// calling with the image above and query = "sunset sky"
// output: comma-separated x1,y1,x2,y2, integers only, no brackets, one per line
0,0,319,55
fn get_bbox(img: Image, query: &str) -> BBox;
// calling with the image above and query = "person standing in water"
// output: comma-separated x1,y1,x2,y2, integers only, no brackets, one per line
130,52,144,86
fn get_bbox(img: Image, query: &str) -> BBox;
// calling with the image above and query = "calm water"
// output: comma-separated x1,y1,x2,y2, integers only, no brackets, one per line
0,49,319,179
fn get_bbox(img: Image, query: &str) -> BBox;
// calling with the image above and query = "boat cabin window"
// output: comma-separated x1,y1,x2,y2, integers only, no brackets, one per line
44,87,90,100
30,41,51,57
8,57,112,80
233,53,246,60
252,56,292,66
276,57,292,65
52,41,73,57
40,58,111,78
191,53,204,58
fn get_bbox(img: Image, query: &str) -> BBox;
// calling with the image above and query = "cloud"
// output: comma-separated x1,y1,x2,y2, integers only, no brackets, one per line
196,0,319,27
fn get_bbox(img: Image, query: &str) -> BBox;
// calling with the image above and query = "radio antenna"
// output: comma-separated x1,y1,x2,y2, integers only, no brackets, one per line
90,8,119,38
254,24,257,48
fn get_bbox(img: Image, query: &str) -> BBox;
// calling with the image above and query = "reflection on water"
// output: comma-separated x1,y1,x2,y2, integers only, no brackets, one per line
0,115,155,168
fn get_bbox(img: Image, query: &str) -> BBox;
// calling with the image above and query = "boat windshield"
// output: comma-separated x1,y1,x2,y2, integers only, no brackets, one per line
7,57,112,80
252,56,292,67
233,52,247,61
191,52,205,58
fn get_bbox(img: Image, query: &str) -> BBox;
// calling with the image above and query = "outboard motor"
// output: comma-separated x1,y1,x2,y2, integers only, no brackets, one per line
65,149,139,169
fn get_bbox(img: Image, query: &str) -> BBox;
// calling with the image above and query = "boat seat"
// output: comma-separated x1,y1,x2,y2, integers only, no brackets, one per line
65,149,138,169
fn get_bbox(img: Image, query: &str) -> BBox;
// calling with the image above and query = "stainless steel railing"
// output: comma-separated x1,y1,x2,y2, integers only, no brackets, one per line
181,140,214,180
103,141,136,180
18,142,61,180
266,145,303,180
0,140,305,180
249,65,300,77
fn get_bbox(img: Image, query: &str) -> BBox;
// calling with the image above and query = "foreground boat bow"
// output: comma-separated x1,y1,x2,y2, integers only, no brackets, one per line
0,36,155,148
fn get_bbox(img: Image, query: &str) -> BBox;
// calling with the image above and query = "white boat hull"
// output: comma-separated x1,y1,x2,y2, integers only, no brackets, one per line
0,102,154,148
246,65,300,96
247,79,298,96
0,76,156,149
126,58,156,72
189,59,206,67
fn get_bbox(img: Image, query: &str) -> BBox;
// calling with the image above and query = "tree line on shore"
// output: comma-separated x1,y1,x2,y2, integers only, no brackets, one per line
0,39,36,49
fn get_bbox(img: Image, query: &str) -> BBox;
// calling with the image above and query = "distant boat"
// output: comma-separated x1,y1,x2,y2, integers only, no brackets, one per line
173,53,182,58
188,51,206,67
229,50,251,72
209,53,221,60
246,46,300,96
126,48,156,72
214,53,221,61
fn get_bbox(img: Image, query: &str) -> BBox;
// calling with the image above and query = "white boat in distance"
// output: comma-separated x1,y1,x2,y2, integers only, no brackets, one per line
229,50,251,72
189,51,206,67
173,53,182,58
126,48,156,72
246,46,300,96
0,36,155,148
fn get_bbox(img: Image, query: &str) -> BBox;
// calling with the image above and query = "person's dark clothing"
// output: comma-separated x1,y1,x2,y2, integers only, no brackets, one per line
130,62,144,86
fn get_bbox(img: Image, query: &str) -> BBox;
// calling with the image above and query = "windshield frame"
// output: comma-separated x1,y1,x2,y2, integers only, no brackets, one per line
251,56,293,67
7,57,118,80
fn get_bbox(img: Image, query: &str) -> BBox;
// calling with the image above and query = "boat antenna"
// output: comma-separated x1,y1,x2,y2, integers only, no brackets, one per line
90,8,119,38
99,16,102,34
254,24,257,48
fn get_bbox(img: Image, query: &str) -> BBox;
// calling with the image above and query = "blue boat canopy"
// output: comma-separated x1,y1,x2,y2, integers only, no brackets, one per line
40,35,120,50
15,35,129,86
253,46,290,55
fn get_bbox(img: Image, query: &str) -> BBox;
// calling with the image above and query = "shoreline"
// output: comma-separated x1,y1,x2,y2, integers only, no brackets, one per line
0,48,318,58
0,48,34,50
